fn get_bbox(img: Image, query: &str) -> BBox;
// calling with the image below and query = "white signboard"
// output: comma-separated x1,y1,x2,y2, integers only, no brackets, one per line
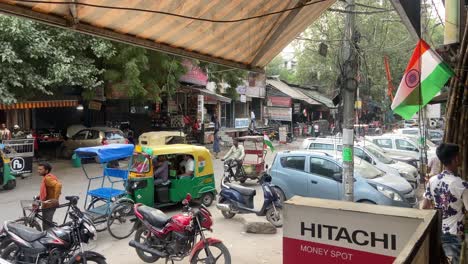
283,197,424,264
267,107,292,121
197,95,204,122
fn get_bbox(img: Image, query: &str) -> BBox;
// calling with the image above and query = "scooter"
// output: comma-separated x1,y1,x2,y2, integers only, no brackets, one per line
216,171,283,227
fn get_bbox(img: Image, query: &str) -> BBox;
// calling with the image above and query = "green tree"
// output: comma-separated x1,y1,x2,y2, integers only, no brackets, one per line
200,62,247,99
0,15,114,103
293,0,444,101
266,56,297,82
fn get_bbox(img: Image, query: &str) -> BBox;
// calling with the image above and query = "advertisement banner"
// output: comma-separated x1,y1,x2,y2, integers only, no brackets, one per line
267,107,292,121
267,96,292,107
294,103,301,113
10,156,33,175
235,118,249,128
283,198,423,264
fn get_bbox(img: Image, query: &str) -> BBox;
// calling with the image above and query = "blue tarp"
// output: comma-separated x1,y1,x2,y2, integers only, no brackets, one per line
74,144,134,163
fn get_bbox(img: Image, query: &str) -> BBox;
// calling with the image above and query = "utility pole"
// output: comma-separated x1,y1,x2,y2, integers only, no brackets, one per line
341,0,359,202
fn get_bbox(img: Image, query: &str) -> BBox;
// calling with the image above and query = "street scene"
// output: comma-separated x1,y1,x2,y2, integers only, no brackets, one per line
0,0,467,264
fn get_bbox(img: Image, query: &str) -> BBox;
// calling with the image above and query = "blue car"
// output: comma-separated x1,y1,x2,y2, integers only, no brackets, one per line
270,151,416,208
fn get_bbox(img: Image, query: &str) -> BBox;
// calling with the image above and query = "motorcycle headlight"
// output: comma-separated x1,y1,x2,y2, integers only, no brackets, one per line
375,185,403,202
83,220,97,241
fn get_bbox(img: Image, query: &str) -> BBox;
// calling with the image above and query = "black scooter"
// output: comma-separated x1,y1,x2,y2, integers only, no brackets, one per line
216,171,282,227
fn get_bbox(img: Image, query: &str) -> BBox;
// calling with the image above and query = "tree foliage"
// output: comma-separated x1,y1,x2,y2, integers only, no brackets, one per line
265,56,296,83
0,15,114,103
289,0,444,102
103,44,186,102
200,62,247,99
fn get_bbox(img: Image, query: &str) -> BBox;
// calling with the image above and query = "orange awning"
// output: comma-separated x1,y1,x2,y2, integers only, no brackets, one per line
0,0,336,72
0,100,79,110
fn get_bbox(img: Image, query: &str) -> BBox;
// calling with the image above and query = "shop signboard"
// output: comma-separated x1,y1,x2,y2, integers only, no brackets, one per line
88,101,102,111
197,95,204,122
294,103,301,113
284,197,440,264
267,106,292,121
279,126,287,143
235,118,249,128
268,96,292,107
240,94,247,103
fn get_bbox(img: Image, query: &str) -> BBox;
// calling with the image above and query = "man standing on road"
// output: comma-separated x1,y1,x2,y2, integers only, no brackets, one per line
0,123,11,140
422,143,466,263
222,139,245,177
37,162,62,230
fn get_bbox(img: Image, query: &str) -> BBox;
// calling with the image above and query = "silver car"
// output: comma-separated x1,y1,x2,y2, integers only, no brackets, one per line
301,138,419,188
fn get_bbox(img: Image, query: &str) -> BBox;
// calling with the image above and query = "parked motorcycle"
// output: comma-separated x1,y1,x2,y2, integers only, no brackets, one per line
216,172,283,227
129,194,231,264
0,196,105,264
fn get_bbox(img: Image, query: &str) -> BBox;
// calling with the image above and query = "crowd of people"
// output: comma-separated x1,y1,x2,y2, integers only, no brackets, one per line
0,123,28,140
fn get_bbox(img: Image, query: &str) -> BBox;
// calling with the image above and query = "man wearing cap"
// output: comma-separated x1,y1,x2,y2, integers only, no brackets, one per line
12,125,25,139
422,143,466,263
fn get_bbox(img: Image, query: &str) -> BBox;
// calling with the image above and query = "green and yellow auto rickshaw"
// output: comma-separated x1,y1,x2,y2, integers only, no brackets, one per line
124,144,216,208
0,146,15,190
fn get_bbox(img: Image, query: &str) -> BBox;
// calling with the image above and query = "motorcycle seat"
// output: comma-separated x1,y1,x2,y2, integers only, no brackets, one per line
7,223,46,242
227,183,256,196
137,205,170,228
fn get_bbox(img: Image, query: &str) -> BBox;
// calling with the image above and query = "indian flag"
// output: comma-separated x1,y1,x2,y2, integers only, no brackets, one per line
391,39,454,120
263,134,275,152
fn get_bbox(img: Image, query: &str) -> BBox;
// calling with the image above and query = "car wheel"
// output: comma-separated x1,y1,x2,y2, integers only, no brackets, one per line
357,200,376,204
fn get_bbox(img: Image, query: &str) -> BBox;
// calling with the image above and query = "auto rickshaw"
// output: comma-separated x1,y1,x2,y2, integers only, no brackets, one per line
124,144,216,209
0,146,15,190
138,131,186,146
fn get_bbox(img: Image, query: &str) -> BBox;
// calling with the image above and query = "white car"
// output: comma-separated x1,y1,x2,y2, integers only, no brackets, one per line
394,128,444,145
301,137,419,188
366,134,436,163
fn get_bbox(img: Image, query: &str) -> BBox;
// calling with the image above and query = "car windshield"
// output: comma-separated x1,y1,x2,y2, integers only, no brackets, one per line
130,153,150,173
105,131,124,140
365,145,394,164
337,157,384,179
354,159,384,179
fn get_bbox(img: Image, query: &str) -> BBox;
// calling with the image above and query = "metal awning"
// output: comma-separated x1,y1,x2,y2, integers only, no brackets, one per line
0,100,78,110
0,0,335,72
297,88,336,109
191,88,231,103
266,79,320,105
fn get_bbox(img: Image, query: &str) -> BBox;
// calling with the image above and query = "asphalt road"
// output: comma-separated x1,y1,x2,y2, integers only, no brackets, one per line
0,141,301,264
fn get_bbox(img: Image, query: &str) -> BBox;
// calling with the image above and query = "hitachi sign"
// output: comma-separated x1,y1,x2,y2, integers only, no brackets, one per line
300,222,397,251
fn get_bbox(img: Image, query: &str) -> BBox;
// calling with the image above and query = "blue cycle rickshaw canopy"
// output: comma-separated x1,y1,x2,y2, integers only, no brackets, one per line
75,144,134,163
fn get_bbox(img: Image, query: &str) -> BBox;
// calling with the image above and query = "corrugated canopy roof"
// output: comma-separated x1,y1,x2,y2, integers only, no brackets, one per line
0,0,335,72
298,88,336,108
266,79,320,105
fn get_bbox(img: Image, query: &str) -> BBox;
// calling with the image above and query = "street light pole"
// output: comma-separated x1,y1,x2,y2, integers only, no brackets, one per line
341,0,359,202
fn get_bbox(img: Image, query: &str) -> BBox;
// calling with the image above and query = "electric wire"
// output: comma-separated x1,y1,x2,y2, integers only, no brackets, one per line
13,0,329,23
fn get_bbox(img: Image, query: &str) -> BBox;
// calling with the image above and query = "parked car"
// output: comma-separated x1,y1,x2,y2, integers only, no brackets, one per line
36,128,64,144
270,151,416,208
301,137,419,188
394,128,444,145
366,134,436,164
59,127,128,158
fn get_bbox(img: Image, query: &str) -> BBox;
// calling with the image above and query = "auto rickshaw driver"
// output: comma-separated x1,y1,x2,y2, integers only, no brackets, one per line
179,154,194,178
153,155,169,186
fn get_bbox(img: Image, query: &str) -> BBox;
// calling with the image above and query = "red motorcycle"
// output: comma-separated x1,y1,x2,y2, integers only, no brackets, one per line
129,194,231,264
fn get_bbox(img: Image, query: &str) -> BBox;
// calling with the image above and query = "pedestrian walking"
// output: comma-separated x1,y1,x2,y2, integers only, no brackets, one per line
213,116,221,159
313,123,319,137
422,143,465,263
37,162,62,230
250,109,256,130
0,123,11,140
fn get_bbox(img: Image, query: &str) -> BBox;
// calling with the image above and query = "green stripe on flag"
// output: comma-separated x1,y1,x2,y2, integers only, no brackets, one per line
394,63,453,120
264,139,275,152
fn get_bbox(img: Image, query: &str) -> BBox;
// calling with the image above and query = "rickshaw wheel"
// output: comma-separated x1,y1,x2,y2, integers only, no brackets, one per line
107,201,135,240
86,198,108,232
200,192,214,207
3,180,16,190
